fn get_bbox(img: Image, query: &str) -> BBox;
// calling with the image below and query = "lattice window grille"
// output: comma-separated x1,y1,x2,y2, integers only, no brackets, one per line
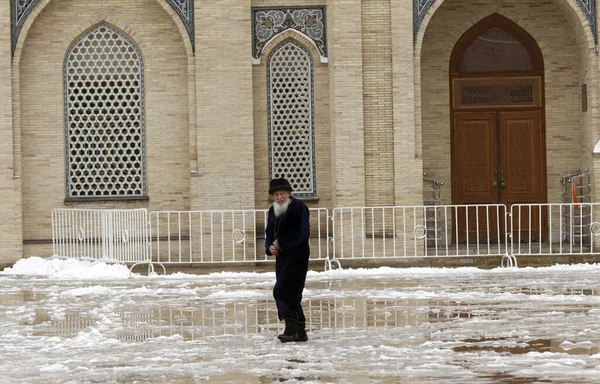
65,24,146,198
268,41,316,196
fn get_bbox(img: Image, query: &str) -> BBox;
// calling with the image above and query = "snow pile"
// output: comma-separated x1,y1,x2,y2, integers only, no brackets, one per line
0,257,132,279
2,256,600,282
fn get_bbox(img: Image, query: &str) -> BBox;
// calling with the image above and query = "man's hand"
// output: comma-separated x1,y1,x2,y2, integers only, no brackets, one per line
269,244,279,256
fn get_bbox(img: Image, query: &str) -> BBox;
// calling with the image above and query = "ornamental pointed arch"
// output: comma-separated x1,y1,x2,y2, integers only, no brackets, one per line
64,23,146,199
11,0,195,55
267,40,317,197
450,14,543,74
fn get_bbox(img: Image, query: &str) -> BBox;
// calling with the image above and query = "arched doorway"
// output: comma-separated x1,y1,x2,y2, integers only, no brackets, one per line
450,14,547,240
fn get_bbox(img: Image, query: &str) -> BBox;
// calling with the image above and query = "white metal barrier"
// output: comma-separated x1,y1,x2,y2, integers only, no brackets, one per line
51,203,600,272
510,203,600,257
51,208,162,273
332,205,510,260
149,208,330,267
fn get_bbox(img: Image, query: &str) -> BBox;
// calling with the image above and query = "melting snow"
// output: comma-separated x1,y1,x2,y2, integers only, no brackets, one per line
0,257,599,383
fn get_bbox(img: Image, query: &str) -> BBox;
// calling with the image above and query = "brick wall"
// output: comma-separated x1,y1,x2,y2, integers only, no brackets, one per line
362,0,395,207
391,0,423,206
419,0,593,205
17,0,191,254
3,0,598,264
194,0,255,210
0,1,22,267
328,0,366,207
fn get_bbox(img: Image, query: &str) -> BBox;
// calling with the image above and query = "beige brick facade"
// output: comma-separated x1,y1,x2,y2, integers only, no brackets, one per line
0,0,598,266
0,3,22,266
418,0,596,206
362,0,394,207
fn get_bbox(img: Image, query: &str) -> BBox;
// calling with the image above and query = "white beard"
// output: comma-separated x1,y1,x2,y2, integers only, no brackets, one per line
273,199,291,217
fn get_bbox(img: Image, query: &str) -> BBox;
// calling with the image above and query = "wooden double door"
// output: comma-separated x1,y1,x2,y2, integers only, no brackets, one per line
452,109,546,241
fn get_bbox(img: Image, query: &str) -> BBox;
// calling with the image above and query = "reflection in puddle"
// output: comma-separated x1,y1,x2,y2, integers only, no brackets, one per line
454,337,600,356
26,295,599,348
0,289,45,306
478,372,553,384
29,298,438,340
454,338,555,354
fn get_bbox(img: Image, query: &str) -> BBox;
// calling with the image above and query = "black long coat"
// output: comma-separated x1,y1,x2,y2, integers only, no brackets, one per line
265,197,311,321
265,197,310,261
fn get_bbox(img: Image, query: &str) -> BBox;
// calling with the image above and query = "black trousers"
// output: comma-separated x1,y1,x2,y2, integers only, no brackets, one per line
273,251,309,322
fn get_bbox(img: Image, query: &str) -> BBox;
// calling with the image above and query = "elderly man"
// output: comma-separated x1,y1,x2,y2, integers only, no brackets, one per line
265,177,310,342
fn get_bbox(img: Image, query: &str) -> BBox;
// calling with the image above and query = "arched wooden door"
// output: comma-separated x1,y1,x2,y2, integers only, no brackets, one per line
450,14,547,241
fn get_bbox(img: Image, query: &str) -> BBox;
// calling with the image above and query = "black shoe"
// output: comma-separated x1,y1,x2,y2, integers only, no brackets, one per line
296,322,308,342
277,319,299,343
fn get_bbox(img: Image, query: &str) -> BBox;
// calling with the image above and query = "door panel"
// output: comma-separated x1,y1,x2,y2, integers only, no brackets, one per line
453,112,498,204
499,110,544,240
453,112,499,241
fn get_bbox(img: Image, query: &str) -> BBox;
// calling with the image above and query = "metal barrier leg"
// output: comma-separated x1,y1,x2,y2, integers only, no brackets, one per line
129,262,167,276
501,253,518,268
324,259,331,272
324,258,342,271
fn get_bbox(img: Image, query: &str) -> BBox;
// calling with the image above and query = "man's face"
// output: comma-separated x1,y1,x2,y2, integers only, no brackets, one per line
272,190,290,205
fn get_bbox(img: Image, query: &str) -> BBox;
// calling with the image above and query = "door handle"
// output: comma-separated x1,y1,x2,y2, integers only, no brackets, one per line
499,170,506,188
493,170,498,188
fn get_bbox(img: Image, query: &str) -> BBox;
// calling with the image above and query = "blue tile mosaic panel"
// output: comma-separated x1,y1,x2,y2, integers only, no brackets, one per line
413,0,597,44
165,0,195,52
11,0,41,54
11,0,195,55
413,0,435,41
576,0,597,42
252,6,327,61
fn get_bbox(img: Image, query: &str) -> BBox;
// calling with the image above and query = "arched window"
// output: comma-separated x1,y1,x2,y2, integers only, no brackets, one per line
64,23,145,199
267,40,316,197
460,27,533,74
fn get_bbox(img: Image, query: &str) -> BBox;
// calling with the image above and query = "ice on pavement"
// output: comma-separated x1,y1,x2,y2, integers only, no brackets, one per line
1,257,600,383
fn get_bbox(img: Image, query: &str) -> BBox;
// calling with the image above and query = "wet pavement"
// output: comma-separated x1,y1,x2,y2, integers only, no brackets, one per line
1,264,600,383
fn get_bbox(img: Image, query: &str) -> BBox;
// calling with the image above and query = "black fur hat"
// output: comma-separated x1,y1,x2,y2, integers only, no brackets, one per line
269,178,293,195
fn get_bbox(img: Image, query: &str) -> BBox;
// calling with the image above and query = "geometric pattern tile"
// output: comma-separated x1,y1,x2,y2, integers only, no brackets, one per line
165,0,195,52
253,6,327,61
576,0,597,43
413,0,435,41
11,0,195,55
414,0,597,43
11,0,42,54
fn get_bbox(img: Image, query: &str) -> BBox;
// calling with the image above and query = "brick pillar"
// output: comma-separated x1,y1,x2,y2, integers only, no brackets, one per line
0,2,23,267
392,0,423,206
193,0,255,210
328,0,366,207
362,0,395,207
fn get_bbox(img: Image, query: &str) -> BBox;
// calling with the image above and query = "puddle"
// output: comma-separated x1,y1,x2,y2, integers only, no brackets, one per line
2,269,600,383
453,338,556,354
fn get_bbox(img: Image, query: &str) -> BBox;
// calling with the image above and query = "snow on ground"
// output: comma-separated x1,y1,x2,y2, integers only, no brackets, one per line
1,257,600,383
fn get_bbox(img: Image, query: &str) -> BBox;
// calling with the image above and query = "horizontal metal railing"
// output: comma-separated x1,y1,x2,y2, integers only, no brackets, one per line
148,208,329,264
51,208,150,264
332,205,509,259
510,203,600,256
50,203,600,271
